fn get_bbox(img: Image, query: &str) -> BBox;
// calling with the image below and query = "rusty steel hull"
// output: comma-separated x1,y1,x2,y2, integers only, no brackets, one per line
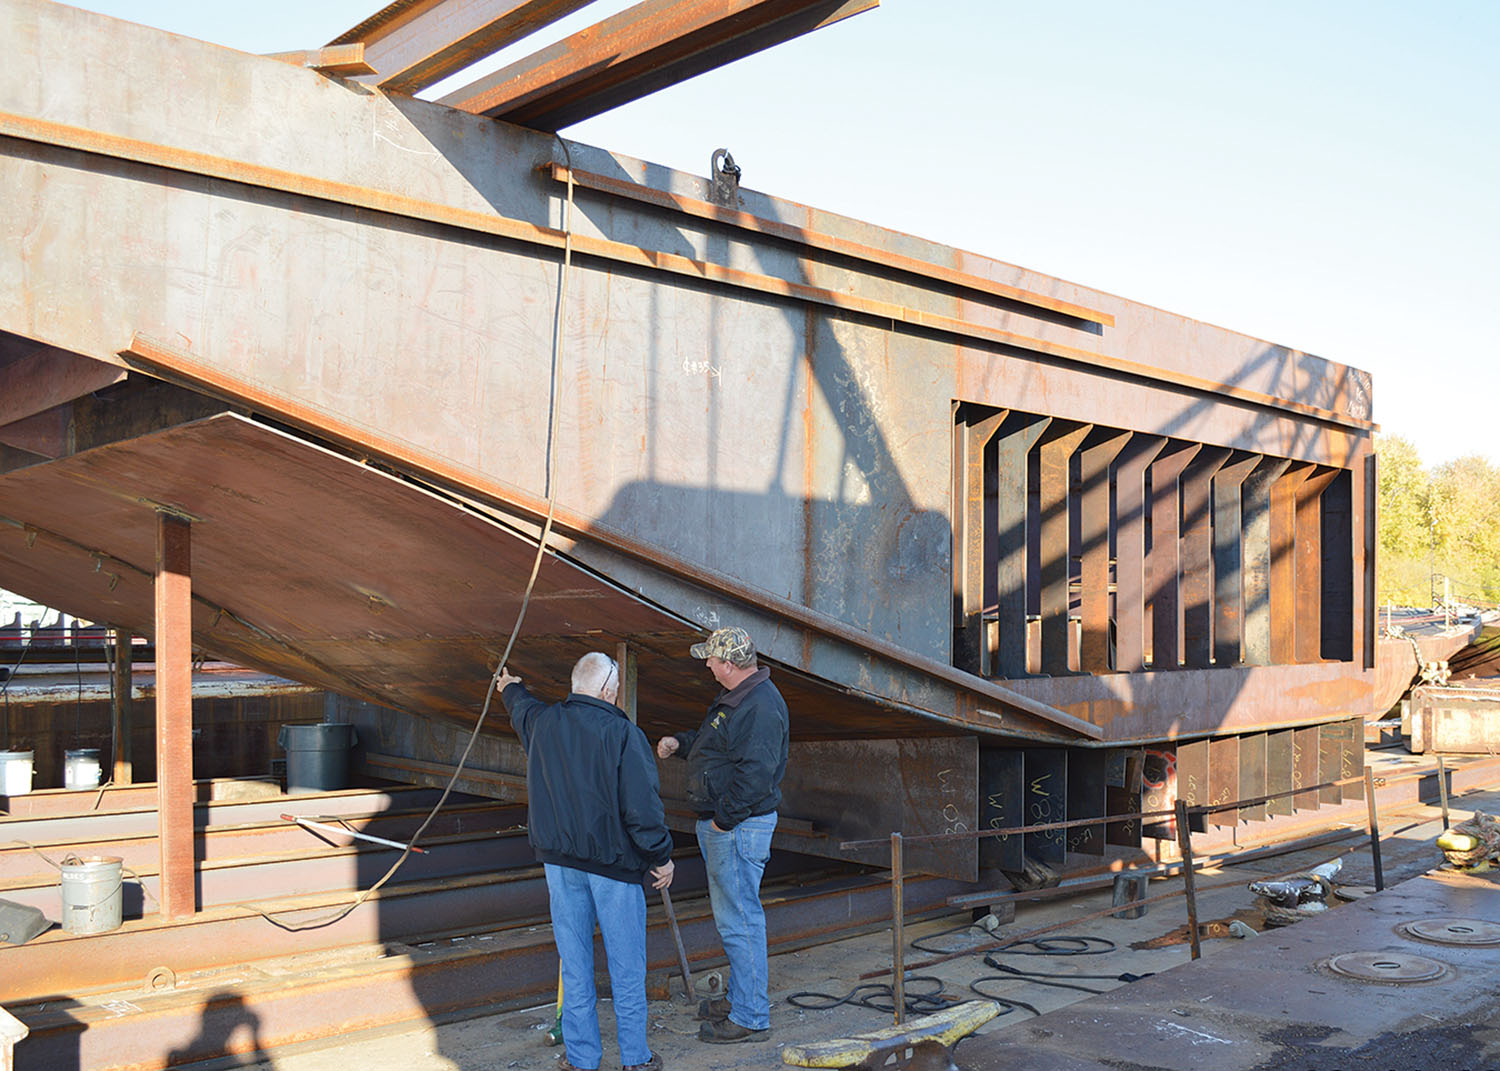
0,2,1376,766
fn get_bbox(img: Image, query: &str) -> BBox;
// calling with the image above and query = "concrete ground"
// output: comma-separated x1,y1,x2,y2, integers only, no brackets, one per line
199,788,1498,1071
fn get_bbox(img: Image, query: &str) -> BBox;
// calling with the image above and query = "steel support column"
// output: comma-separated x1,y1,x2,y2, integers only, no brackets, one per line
1113,435,1165,673
615,641,638,723
1241,458,1290,665
1270,464,1312,665
1147,443,1200,670
110,627,135,785
1038,422,1089,676
954,408,1005,675
1211,454,1260,666
155,512,195,920
994,414,1050,678
1295,468,1339,664
1179,447,1228,669
1078,429,1128,674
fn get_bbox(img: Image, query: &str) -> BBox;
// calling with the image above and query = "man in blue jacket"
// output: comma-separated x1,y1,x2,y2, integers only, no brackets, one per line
498,652,675,1071
656,627,789,1044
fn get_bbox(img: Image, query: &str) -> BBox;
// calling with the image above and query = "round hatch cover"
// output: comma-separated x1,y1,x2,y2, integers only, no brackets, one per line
1327,951,1446,983
1400,917,1500,946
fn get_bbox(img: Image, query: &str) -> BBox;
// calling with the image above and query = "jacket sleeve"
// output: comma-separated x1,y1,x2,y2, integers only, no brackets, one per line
714,693,785,830
671,729,698,757
619,728,674,867
502,682,545,752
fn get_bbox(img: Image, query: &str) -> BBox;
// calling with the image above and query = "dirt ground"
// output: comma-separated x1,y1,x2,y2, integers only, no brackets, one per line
215,793,1473,1071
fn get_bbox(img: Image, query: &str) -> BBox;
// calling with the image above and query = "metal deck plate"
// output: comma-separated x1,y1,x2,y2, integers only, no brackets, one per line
1326,951,1446,983
1400,917,1500,946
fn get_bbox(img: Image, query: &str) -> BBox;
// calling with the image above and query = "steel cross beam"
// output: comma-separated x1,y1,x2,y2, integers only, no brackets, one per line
328,0,598,95
440,0,879,130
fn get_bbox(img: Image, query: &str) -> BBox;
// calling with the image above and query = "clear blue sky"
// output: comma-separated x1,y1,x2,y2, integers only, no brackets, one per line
74,1,1500,468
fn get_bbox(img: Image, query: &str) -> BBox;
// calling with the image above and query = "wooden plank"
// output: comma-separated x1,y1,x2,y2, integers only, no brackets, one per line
1023,749,1067,865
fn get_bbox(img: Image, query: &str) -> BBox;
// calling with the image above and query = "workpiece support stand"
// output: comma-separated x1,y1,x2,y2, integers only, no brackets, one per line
155,512,196,920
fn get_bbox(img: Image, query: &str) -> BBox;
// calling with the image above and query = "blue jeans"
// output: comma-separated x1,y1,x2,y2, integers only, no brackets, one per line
544,863,651,1069
697,812,776,1031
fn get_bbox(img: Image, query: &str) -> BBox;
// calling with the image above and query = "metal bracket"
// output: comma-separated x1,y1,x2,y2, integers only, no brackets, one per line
710,148,741,207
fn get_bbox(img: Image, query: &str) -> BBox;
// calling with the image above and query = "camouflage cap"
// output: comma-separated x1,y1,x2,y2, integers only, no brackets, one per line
689,627,756,666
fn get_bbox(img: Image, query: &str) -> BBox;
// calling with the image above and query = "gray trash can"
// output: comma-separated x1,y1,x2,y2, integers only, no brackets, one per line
277,723,357,794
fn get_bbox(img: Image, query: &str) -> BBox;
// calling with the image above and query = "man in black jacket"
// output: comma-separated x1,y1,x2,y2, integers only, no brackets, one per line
656,627,789,1044
498,652,674,1071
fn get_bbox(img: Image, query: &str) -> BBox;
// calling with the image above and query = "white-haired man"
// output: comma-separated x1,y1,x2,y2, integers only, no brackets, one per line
498,653,675,1071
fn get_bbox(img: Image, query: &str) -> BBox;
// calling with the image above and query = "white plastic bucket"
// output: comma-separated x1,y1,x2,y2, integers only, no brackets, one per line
61,855,123,934
64,748,102,791
0,750,33,796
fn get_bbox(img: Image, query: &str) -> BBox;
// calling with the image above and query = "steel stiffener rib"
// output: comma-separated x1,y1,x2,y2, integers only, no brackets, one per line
0,110,1371,431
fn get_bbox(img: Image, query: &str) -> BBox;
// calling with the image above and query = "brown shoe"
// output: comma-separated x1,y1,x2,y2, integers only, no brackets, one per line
622,1052,662,1071
695,996,731,1022
555,1057,593,1071
698,1018,769,1044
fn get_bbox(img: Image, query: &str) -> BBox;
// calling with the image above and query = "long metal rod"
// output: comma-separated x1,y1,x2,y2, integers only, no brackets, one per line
154,512,195,920
1365,767,1384,892
890,832,904,1026
282,813,428,854
1174,800,1202,961
1437,755,1451,830
659,886,695,1001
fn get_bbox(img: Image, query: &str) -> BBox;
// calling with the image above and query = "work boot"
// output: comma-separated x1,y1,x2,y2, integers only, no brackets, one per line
696,996,731,1022
697,1018,769,1044
622,1052,662,1071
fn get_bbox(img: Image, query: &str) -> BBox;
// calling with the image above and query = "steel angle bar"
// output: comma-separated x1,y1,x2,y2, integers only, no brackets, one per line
328,0,598,94
440,0,878,130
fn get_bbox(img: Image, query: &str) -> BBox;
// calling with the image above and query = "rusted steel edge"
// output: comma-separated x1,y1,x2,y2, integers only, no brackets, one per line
119,335,1102,741
264,43,375,76
544,161,1114,327
0,110,1370,432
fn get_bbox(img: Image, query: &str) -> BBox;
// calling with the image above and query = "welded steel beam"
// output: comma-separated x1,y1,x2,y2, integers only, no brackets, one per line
110,628,134,785
953,407,1005,676
328,0,597,94
1038,422,1089,676
1078,429,1128,674
1114,435,1165,673
1295,467,1340,664
0,338,123,429
441,0,878,130
1179,447,1228,669
1269,463,1312,665
1211,453,1260,666
1147,442,1200,670
1241,458,1291,665
264,44,376,76
154,512,195,920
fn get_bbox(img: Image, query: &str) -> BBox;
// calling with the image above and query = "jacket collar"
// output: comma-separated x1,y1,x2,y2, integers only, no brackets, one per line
568,693,627,718
716,666,770,709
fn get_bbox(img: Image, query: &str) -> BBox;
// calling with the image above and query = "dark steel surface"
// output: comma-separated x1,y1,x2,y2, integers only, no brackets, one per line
1147,442,1199,671
1064,750,1106,856
1023,749,1067,865
994,414,1049,678
1265,728,1295,817
1180,447,1229,669
1236,730,1267,822
1206,735,1239,829
1293,725,1322,811
1104,748,1143,848
1113,436,1165,673
977,749,1024,872
1211,453,1259,665
1078,431,1128,674
1038,423,1088,676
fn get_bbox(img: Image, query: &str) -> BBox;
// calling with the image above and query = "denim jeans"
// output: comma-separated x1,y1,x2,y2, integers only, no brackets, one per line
544,863,651,1069
697,812,776,1031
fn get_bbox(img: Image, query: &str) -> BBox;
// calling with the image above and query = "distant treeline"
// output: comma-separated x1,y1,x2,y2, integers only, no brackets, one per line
1378,435,1500,608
